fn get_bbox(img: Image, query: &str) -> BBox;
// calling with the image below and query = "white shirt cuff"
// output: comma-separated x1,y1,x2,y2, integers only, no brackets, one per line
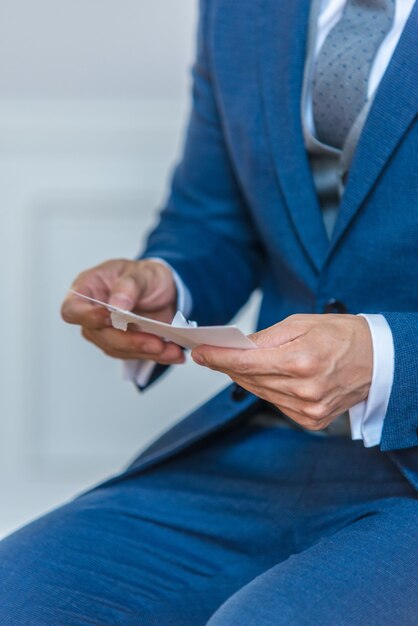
148,258,193,319
349,314,395,447
122,258,193,387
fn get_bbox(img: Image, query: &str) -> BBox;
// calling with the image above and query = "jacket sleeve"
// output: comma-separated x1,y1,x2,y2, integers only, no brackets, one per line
380,312,418,452
140,0,264,327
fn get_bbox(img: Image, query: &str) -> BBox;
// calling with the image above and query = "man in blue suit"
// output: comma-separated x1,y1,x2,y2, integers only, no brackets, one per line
1,0,417,623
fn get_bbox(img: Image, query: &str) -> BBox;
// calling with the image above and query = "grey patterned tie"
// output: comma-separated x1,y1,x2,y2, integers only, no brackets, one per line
312,0,395,150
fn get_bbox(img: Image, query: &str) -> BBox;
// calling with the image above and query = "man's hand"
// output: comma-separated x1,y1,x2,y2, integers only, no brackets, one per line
192,314,373,431
61,259,185,365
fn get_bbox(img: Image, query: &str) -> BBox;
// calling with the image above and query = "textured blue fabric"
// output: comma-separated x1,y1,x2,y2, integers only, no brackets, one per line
139,0,418,484
2,1,417,621
382,313,418,453
0,423,417,624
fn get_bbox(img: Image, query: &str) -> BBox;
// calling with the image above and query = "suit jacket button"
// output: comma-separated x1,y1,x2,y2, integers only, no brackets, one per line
323,299,348,314
231,384,248,401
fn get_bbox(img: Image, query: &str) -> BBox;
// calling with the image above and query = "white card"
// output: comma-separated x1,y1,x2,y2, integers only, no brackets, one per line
70,290,255,350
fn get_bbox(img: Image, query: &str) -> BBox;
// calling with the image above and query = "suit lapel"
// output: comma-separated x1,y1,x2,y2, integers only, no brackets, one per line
258,0,329,273
329,2,418,253
258,0,418,265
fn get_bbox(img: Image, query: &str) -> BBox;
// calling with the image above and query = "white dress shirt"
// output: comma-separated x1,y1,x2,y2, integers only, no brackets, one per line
127,0,415,447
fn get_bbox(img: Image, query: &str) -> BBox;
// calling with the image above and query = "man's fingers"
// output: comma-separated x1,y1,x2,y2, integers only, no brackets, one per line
82,327,166,355
82,327,184,362
193,336,321,380
61,296,111,329
108,271,146,311
62,268,111,328
229,374,335,432
192,346,262,373
191,345,296,376
248,315,311,349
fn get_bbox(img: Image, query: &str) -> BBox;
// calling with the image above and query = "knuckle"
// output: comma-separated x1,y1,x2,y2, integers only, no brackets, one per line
285,313,311,326
305,419,327,432
235,352,252,373
293,353,316,376
299,383,323,402
72,269,92,287
74,270,88,283
60,304,72,322
249,330,264,347
303,402,329,421
132,337,146,353
286,314,303,323
61,301,81,324
140,259,158,275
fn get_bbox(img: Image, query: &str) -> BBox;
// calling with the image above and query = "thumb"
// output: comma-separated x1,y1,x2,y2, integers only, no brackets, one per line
108,271,146,311
249,316,309,348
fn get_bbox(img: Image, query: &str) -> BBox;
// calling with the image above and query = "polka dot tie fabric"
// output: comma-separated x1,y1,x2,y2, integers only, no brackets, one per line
312,0,395,150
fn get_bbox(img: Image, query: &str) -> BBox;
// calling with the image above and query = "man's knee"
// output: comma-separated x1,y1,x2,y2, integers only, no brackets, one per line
0,500,129,624
208,588,301,626
0,513,63,624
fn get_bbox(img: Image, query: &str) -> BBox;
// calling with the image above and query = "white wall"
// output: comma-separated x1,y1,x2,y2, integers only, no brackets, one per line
0,1,259,538
0,0,196,99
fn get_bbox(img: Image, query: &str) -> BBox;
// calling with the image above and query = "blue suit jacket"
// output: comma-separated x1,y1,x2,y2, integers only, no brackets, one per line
111,0,418,490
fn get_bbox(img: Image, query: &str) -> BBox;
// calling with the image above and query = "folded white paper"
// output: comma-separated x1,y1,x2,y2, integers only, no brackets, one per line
70,290,255,350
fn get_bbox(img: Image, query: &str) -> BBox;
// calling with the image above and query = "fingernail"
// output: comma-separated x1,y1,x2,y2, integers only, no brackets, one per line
192,352,204,365
109,294,133,310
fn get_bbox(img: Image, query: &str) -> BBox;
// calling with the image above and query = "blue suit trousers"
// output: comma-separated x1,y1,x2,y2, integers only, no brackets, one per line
0,420,417,625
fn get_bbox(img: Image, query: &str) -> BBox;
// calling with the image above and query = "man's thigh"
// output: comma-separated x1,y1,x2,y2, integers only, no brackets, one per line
0,422,415,625
0,424,305,625
0,480,262,625
208,497,418,626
